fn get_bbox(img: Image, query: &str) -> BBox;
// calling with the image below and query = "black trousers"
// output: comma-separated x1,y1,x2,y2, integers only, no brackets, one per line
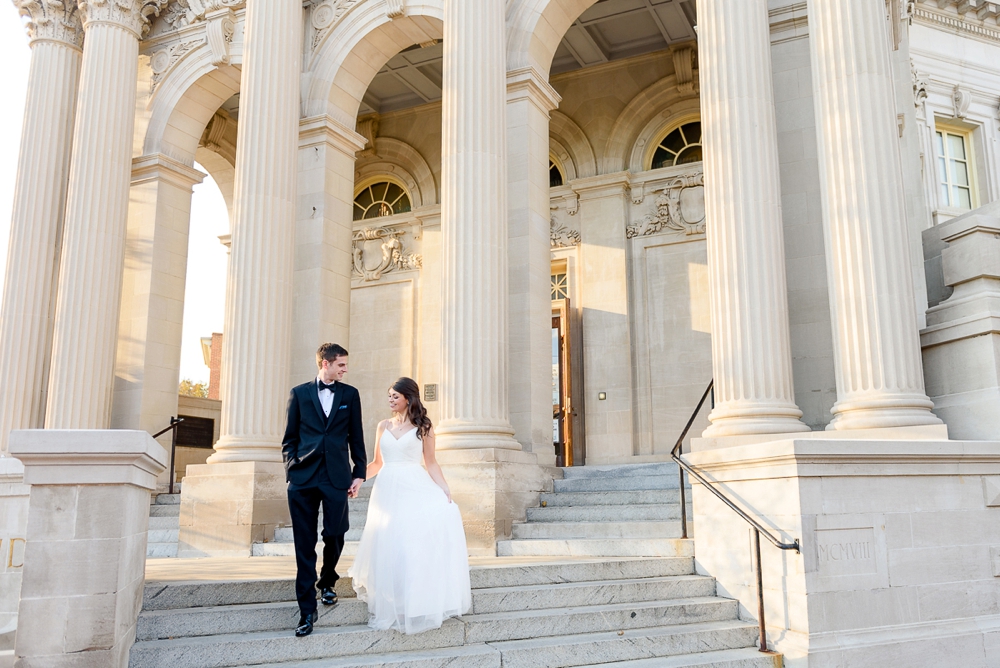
287,476,349,615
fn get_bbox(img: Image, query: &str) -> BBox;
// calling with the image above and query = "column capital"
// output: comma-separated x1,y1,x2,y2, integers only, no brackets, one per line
131,153,205,190
14,0,84,49
506,66,561,113
79,0,168,38
299,114,367,156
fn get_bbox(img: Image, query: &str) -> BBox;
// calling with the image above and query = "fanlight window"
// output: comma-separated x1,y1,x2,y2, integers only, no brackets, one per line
353,181,412,221
651,122,703,169
550,159,565,188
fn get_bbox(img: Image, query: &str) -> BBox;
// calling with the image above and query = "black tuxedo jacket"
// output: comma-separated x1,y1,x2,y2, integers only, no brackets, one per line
281,380,367,489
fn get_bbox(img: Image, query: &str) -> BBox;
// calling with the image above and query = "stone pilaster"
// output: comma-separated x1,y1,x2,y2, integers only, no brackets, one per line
437,0,520,452
208,0,302,463
807,0,942,430
0,1,82,452
112,154,204,486
44,0,168,430
506,67,560,465
699,0,808,437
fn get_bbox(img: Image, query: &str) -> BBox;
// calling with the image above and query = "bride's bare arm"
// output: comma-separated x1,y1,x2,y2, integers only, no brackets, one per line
366,421,386,479
421,428,452,503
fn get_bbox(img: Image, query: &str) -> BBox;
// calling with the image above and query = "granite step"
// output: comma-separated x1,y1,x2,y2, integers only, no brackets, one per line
148,529,179,544
553,475,681,493
146,543,178,559
578,648,780,667
251,644,503,668
251,540,360,558
527,503,683,523
497,537,694,558
511,521,681,540
560,463,682,479
140,558,696,611
539,489,681,507
148,516,180,531
152,493,181,505
148,504,181,518
489,620,763,668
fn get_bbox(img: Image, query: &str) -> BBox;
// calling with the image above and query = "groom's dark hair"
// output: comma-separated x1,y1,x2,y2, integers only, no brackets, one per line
316,343,349,367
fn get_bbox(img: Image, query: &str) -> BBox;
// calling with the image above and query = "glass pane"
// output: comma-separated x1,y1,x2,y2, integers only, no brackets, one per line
385,183,403,203
940,184,951,206
355,187,373,208
950,159,970,187
394,194,411,215
937,157,948,186
676,145,703,165
550,163,564,187
936,131,945,154
651,148,672,170
947,133,967,160
374,181,390,202
685,122,702,144
661,128,686,155
955,185,972,209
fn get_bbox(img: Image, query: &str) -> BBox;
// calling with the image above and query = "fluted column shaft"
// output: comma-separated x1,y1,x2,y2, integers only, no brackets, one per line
700,0,809,437
0,2,82,451
209,0,301,462
807,0,941,429
45,2,162,429
437,0,520,449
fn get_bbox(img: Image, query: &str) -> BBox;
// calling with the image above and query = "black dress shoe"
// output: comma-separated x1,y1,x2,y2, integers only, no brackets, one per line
321,587,337,606
295,611,317,637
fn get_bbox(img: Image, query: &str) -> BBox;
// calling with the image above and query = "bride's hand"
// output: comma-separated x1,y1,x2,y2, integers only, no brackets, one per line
441,486,452,503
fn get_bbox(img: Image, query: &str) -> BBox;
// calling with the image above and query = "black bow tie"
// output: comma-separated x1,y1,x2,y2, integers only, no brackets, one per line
319,382,336,393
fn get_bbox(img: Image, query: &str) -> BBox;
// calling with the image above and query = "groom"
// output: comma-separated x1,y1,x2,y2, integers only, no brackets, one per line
282,343,367,637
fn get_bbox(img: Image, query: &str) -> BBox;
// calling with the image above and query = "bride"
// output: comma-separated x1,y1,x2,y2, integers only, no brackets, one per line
348,377,472,634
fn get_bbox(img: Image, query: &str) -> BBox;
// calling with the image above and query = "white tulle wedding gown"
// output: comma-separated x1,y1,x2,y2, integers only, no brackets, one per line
348,427,472,634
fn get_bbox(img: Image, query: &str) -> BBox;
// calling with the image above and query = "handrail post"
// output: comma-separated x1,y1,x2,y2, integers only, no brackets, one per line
754,528,767,652
678,463,688,539
167,416,180,495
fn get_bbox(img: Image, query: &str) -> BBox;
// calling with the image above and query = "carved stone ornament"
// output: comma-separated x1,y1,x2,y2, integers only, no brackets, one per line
352,226,422,281
158,0,242,31
310,0,362,50
954,85,972,119
385,0,403,19
79,0,170,37
626,170,706,238
14,0,84,48
149,38,199,92
550,215,581,249
911,62,928,109
356,115,380,158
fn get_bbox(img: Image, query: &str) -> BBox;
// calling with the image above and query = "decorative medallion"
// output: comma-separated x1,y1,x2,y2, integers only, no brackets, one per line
352,226,422,281
627,170,706,238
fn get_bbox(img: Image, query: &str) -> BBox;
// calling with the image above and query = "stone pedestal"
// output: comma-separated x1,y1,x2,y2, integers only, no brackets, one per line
921,205,1000,440
687,437,1000,666
9,430,165,668
176,462,289,558
0,459,29,656
438,448,552,556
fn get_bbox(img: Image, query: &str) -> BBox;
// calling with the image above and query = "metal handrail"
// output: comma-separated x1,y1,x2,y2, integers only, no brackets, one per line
670,379,799,653
153,417,184,494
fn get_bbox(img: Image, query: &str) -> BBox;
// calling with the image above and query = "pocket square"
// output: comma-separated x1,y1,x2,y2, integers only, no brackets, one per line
339,405,348,410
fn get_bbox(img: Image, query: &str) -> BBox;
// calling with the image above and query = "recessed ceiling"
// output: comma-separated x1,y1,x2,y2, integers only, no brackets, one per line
358,0,697,116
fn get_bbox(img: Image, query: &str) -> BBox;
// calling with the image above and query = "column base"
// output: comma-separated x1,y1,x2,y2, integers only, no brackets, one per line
686,436,1000,667
703,402,810,438
828,394,944,431
437,448,552,555
435,420,523,451
177,461,289,558
0,458,28,654
206,436,283,464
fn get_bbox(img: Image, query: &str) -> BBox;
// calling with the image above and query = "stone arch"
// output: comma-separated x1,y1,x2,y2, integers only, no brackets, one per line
603,76,700,174
549,110,597,180
507,0,599,75
195,148,236,222
354,137,438,208
630,108,702,174
304,1,444,125
141,45,242,164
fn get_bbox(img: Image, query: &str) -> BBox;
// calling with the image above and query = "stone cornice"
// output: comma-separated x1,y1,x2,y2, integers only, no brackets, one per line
299,114,367,155
506,66,561,113
79,0,169,38
14,0,84,49
913,0,1000,45
131,153,205,189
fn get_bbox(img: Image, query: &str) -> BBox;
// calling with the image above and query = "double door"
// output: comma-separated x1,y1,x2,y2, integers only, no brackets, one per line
552,299,573,466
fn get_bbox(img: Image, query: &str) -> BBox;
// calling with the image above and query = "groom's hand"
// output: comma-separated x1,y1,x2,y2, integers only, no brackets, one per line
347,478,364,498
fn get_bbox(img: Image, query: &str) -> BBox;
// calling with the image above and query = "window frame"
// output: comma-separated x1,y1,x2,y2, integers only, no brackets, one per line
353,176,413,222
933,118,980,213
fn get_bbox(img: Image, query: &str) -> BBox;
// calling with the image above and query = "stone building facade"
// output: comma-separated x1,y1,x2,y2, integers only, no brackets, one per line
2,0,1000,665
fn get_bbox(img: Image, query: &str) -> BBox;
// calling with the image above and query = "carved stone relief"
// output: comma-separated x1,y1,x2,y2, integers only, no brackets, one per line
550,212,581,249
157,0,242,31
149,38,200,92
310,0,363,51
15,0,84,48
353,226,422,281
80,0,169,36
626,170,706,238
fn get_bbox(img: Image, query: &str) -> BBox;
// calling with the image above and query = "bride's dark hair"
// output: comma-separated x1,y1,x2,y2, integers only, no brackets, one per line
391,377,433,439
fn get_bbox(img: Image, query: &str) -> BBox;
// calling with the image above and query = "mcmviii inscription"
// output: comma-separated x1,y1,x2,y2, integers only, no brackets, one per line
815,527,877,577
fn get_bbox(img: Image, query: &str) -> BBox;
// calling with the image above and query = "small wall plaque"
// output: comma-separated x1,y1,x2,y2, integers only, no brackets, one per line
424,384,438,402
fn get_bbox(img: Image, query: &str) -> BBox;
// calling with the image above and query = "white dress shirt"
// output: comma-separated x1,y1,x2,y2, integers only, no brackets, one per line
317,377,335,417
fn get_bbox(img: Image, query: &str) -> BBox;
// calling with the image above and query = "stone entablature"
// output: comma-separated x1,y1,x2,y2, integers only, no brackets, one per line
913,0,1000,43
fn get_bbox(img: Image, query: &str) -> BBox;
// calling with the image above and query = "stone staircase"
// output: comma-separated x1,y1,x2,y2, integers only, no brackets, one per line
130,556,777,668
148,491,181,558
498,462,692,558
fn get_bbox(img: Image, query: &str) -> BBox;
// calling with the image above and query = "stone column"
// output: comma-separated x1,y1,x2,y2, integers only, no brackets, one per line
436,0,550,554
0,1,82,452
179,0,301,556
292,116,366,385
10,430,165,668
45,0,167,430
506,67,560,466
807,0,942,430
209,0,301,462
112,155,204,487
699,0,809,437
437,0,520,452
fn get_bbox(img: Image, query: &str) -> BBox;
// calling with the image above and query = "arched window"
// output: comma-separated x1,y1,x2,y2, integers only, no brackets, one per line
353,180,412,221
549,158,565,188
651,121,702,170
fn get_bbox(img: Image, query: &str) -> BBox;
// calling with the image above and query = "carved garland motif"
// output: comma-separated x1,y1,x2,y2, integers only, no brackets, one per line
550,217,581,249
352,226,422,281
626,171,706,238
